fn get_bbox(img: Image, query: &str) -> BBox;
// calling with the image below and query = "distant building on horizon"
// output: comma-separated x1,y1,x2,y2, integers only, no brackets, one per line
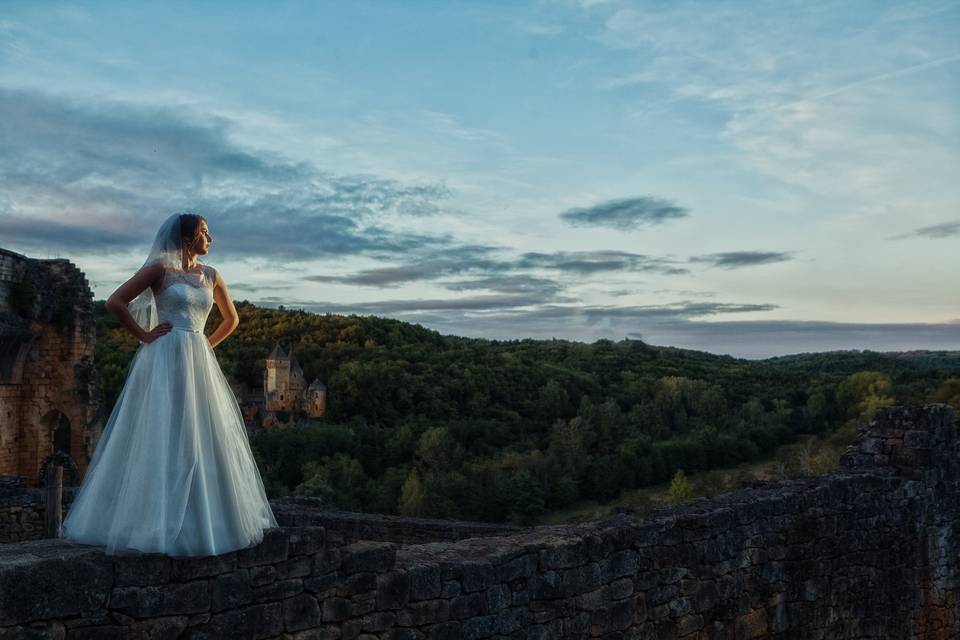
262,343,326,428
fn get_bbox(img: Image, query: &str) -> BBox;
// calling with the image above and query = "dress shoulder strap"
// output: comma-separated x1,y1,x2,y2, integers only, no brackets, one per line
201,264,217,288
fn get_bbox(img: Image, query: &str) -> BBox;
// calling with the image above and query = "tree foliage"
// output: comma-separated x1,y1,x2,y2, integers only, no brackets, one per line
92,301,960,523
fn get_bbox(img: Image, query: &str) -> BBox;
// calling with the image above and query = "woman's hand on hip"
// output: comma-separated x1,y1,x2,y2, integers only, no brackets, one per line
141,321,173,343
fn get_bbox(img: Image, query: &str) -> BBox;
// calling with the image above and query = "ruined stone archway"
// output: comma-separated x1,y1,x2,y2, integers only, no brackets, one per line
52,412,71,456
0,248,97,486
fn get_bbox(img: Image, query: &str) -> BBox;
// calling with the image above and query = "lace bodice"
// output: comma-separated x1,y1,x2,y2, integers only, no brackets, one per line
154,265,216,332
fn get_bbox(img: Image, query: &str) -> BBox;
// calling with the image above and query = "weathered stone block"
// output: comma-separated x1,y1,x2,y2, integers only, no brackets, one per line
248,564,277,587
283,593,321,632
527,571,561,600
139,615,190,640
495,553,536,583
237,529,288,568
407,564,442,601
0,550,112,626
109,581,209,618
67,625,127,640
439,580,461,598
283,555,314,579
209,570,252,612
449,592,486,619
303,572,339,594
361,610,396,632
0,621,65,640
170,553,236,582
337,571,377,598
460,614,496,640
222,601,283,639
560,563,601,596
113,554,172,587
252,578,303,603
485,584,510,612
377,570,411,610
321,597,352,622
460,561,495,593
396,599,450,626
380,629,425,640
313,548,342,575
340,541,396,575
287,526,326,556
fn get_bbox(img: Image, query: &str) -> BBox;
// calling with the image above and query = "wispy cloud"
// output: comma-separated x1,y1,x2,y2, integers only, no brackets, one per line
0,88,453,261
440,274,568,296
254,297,776,327
690,251,793,269
303,248,689,291
890,220,960,240
516,250,688,275
558,196,688,230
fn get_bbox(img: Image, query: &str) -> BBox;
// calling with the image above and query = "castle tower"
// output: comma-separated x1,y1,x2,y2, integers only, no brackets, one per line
288,349,306,409
306,379,326,418
264,343,292,412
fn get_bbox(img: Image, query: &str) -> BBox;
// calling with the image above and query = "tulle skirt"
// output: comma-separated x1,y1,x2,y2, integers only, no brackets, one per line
60,327,278,557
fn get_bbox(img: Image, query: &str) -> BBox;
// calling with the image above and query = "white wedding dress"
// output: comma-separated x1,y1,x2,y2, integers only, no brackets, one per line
61,265,278,557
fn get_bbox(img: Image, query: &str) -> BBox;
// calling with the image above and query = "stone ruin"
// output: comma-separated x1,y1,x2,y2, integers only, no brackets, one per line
0,247,98,486
1,404,959,639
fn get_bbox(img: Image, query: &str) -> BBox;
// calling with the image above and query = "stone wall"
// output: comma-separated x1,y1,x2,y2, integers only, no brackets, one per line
270,497,522,546
0,488,519,547
0,247,98,485
0,405,958,639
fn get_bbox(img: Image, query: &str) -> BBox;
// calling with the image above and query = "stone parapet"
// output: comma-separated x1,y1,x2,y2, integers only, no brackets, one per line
0,404,957,638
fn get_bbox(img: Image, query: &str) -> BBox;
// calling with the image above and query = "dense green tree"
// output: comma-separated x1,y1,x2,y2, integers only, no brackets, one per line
398,468,427,517
507,469,545,524
932,378,960,409
839,371,895,421
669,469,693,503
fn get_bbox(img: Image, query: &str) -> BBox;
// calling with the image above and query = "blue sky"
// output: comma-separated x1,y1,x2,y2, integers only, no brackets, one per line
1,1,958,357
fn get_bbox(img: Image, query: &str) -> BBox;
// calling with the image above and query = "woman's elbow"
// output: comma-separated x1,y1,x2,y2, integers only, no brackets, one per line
228,316,240,331
105,296,123,315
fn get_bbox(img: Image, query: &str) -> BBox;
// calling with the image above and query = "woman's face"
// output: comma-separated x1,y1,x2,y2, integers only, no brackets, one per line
193,219,213,256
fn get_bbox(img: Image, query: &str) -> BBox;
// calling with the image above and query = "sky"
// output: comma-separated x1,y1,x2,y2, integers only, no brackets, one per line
1,0,958,358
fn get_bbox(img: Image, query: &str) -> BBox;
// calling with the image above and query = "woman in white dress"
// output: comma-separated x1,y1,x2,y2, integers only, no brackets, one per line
60,213,278,557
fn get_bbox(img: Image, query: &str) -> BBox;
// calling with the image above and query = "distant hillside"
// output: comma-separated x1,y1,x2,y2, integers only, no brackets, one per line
764,349,960,375
92,300,960,523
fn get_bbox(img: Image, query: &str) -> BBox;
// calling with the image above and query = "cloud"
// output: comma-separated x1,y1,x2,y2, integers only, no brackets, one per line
0,87,453,261
558,196,688,230
890,220,960,240
303,248,689,291
254,297,774,323
516,250,689,275
257,291,562,314
441,274,568,296
303,244,508,287
690,251,792,269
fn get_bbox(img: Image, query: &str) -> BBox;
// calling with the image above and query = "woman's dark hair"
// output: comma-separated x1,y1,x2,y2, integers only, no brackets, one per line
179,213,206,246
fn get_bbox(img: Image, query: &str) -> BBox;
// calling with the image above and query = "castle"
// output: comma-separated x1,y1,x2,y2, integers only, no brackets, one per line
262,343,326,427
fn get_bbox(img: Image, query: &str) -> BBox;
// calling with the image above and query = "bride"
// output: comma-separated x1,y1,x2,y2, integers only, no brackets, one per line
60,213,278,556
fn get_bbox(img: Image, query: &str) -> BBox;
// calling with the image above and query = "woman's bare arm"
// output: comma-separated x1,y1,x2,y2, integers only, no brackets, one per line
105,263,172,343
208,269,239,349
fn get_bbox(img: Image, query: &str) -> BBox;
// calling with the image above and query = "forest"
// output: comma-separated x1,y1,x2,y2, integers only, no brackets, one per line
94,300,960,524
